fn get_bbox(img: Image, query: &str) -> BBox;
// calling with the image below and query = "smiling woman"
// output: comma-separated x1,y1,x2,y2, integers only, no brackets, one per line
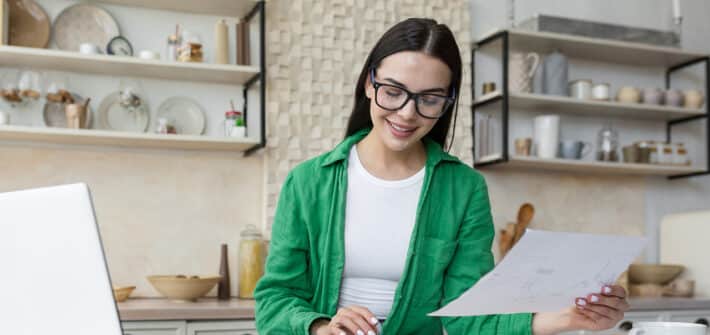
254,18,630,335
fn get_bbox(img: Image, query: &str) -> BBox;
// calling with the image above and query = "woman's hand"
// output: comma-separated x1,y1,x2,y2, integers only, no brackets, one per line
309,306,380,335
532,285,629,335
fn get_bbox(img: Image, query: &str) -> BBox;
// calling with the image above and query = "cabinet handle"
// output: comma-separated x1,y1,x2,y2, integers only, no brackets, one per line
618,321,633,331
695,318,709,326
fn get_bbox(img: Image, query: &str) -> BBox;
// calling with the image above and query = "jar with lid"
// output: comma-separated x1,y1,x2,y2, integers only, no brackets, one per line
165,34,181,61
224,111,237,136
238,224,265,299
661,144,674,165
178,30,203,63
674,143,690,165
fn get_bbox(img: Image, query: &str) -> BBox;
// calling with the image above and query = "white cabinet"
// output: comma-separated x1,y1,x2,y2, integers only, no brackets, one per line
122,321,187,335
186,320,257,335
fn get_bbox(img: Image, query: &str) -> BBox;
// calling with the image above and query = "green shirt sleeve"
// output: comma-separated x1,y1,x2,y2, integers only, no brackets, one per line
441,173,533,334
254,173,330,334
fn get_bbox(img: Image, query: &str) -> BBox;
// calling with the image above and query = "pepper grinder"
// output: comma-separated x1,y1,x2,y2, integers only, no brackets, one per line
217,244,231,300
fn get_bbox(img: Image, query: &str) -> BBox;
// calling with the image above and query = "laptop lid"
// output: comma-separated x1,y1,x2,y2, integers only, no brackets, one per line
0,183,123,335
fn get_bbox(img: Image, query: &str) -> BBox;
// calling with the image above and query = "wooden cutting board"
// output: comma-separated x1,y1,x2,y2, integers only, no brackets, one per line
660,210,710,297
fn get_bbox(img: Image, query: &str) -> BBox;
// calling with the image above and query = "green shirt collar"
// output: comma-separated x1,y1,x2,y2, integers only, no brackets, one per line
320,128,459,167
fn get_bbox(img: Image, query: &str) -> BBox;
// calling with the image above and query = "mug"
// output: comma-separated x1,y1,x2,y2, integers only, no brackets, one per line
642,88,664,105
79,43,102,55
617,86,641,104
684,89,705,109
559,140,591,159
591,83,611,101
509,52,540,93
629,321,706,335
665,89,684,107
533,115,560,159
569,79,593,100
0,110,9,125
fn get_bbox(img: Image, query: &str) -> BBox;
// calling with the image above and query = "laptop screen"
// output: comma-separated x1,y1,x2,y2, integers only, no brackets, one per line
0,183,123,335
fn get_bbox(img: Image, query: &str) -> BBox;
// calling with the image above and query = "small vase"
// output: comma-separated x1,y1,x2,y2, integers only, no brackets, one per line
218,244,231,300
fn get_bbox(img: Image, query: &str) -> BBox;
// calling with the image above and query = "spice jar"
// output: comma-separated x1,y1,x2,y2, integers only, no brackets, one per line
238,224,265,299
178,30,203,63
661,144,674,165
674,143,690,165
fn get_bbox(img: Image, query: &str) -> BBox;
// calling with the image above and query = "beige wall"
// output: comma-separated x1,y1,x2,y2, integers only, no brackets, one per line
0,143,263,296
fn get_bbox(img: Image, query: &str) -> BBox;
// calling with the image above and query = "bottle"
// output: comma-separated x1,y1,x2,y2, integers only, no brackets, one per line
215,19,229,64
218,244,231,300
238,224,265,299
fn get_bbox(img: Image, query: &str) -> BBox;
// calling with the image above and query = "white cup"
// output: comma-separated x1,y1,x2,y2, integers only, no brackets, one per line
79,43,102,55
0,110,10,125
533,114,560,159
138,50,160,60
629,322,707,335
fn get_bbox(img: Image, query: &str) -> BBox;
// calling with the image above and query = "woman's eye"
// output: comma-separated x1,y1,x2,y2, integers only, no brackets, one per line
385,88,403,97
421,96,443,106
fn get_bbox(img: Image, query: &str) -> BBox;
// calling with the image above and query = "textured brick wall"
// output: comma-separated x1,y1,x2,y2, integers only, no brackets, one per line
264,0,473,231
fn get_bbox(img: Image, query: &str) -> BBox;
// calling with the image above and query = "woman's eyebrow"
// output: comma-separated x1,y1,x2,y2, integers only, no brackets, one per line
383,77,447,94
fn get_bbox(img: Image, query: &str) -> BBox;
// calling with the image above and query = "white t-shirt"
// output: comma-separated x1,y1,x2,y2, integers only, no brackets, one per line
337,146,425,319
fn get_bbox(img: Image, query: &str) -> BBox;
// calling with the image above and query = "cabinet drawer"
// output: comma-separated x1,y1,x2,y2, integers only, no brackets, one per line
187,320,257,335
122,321,187,335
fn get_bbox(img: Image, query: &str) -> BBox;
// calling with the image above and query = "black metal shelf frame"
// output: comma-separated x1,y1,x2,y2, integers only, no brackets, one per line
471,31,710,179
244,1,267,156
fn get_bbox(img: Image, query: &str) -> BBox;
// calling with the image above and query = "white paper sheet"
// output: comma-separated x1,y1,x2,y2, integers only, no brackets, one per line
429,229,646,316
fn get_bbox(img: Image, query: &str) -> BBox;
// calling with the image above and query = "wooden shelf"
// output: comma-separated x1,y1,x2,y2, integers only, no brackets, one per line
95,0,260,17
0,125,260,151
0,46,259,85
474,91,705,121
477,155,704,176
476,29,708,67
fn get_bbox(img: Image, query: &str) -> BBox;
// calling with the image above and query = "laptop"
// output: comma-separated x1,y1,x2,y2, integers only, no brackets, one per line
0,183,123,335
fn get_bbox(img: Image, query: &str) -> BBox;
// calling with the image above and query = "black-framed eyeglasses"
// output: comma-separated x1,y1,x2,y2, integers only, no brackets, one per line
369,68,455,119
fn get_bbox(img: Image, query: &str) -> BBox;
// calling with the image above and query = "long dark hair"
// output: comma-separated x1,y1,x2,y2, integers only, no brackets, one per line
345,18,462,150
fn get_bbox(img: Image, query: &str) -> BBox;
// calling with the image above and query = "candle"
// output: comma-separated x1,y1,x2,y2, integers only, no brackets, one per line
672,0,681,19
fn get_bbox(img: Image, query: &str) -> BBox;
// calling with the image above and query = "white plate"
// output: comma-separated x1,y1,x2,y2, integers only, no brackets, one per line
97,91,150,132
156,97,206,135
43,92,93,128
53,4,120,52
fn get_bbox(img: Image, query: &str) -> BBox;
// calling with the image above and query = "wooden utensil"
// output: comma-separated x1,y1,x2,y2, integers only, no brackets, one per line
514,203,535,243
499,222,517,258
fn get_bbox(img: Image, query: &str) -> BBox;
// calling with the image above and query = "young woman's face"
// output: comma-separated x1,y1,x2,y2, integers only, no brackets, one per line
365,51,452,153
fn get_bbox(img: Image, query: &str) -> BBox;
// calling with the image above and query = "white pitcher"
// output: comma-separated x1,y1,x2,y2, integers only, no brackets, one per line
508,52,540,93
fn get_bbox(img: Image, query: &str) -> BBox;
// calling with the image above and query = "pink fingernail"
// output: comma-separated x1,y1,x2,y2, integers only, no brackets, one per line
577,298,587,306
603,286,612,294
590,295,600,303
370,317,378,325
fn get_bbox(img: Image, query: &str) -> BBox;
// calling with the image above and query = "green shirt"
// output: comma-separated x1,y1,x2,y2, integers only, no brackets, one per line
254,128,532,334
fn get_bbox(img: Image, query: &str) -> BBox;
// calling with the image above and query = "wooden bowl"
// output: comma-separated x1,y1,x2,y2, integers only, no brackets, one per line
629,283,664,297
628,264,684,285
112,286,135,302
147,275,221,302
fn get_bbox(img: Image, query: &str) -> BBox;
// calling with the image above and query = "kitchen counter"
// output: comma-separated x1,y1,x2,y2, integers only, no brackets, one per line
629,297,710,311
118,298,255,321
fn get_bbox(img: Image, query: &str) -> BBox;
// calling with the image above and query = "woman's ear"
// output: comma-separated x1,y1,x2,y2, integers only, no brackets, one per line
364,76,373,99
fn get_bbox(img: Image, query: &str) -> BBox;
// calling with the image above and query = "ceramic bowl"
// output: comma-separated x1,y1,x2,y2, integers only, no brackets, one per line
628,264,684,285
147,275,221,302
112,285,135,302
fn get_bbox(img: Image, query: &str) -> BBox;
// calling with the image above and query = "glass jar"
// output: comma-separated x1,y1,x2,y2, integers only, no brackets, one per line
165,34,181,62
224,111,237,136
661,144,674,165
596,123,619,162
674,143,689,165
238,224,265,299
178,30,203,63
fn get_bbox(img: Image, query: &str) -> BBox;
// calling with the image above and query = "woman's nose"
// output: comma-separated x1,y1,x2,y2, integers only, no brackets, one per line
397,98,418,120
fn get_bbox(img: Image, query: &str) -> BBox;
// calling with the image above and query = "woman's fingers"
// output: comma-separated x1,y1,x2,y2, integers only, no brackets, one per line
601,285,627,299
577,297,624,321
586,293,630,312
330,307,377,335
348,306,380,329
